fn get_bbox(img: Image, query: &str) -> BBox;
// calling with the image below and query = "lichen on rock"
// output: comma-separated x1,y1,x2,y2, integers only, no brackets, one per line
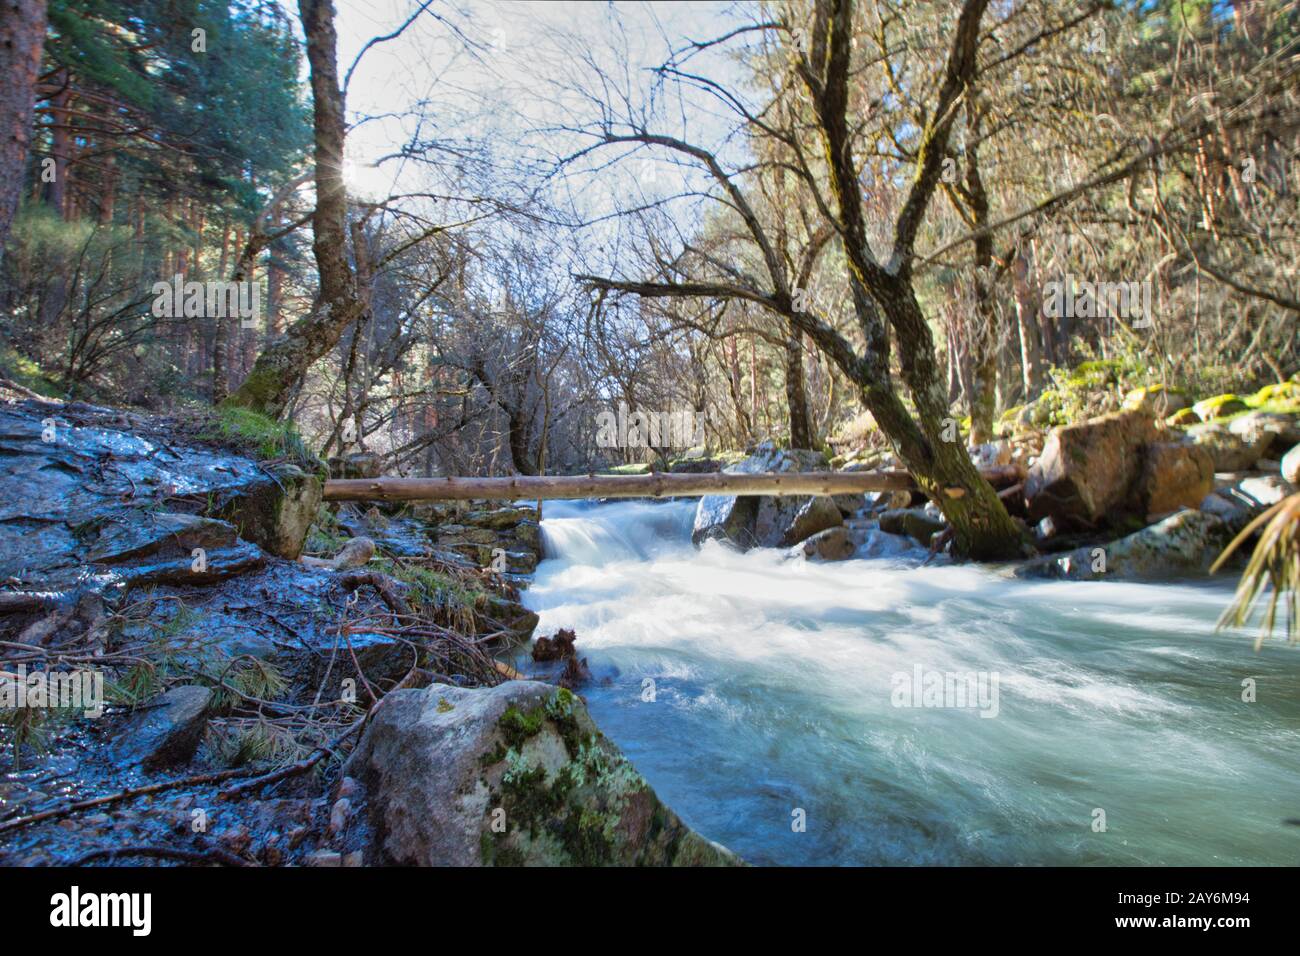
343,681,741,866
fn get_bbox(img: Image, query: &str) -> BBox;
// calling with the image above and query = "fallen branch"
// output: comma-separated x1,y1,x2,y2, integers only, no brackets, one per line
0,766,260,836
324,466,1026,502
220,714,369,801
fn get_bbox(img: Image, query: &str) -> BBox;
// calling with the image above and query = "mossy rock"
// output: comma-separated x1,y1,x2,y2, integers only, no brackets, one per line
343,682,741,866
1122,385,1190,417
1246,381,1300,408
1166,407,1200,427
1192,393,1249,422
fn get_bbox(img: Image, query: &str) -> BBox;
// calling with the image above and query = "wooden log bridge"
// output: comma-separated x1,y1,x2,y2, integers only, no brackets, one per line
323,466,1025,503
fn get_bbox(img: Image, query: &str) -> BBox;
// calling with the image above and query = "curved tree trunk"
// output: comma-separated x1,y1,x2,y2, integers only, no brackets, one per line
224,0,363,418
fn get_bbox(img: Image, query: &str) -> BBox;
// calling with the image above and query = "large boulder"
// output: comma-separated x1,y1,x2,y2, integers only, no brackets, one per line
1131,441,1214,519
692,443,834,549
1184,423,1268,473
343,681,740,866
1016,509,1232,581
760,494,842,548
1025,410,1160,526
215,462,322,561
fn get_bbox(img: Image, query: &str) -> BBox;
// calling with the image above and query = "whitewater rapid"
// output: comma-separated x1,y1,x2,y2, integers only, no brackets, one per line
518,499,1300,865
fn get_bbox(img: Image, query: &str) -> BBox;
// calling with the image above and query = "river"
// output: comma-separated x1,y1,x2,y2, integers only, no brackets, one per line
517,498,1300,866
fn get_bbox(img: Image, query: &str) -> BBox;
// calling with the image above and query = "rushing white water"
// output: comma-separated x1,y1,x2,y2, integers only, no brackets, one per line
520,499,1300,866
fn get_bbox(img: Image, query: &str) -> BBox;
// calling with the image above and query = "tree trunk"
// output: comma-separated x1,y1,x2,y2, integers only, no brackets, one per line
1011,246,1044,396
784,323,813,449
224,0,364,418
325,464,1023,503
0,0,47,267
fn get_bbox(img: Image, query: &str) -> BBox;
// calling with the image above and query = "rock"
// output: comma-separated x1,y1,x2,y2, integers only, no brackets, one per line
1184,423,1268,473
328,798,351,836
1201,475,1297,531
307,850,342,867
692,443,829,549
1016,509,1232,581
477,593,539,640
532,627,577,662
1131,441,1214,518
215,462,322,560
792,526,857,561
831,493,867,517
1284,444,1300,485
1024,410,1160,526
1123,385,1190,417
1227,411,1300,458
110,685,212,770
969,441,1013,470
79,512,265,586
1166,407,1200,427
1192,393,1249,421
856,528,928,559
344,682,740,866
667,456,722,474
865,489,912,512
769,495,842,547
878,508,945,545
327,453,382,480
300,536,375,571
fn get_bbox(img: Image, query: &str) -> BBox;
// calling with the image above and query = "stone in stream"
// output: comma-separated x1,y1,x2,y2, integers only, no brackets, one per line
1024,409,1160,527
343,681,741,866
878,507,946,545
1131,441,1214,519
791,525,858,561
692,442,838,549
109,685,212,770
1015,508,1233,581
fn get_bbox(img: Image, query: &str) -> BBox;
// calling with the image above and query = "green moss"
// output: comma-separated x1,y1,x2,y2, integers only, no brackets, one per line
1246,381,1300,408
498,704,546,750
200,405,314,467
0,343,62,397
373,559,483,611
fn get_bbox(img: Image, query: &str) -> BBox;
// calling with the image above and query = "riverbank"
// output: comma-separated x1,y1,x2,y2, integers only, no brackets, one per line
0,394,734,866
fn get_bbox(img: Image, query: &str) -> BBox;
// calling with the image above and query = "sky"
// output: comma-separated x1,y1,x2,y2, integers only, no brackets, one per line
323,1,759,233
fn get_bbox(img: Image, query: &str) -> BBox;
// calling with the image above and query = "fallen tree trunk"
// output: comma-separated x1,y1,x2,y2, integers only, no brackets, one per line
323,466,1024,503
